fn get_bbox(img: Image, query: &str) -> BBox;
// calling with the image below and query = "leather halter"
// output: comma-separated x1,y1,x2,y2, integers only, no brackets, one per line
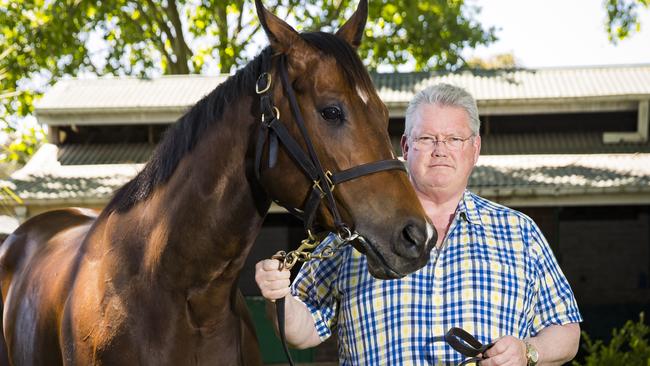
255,54,406,237
255,54,407,366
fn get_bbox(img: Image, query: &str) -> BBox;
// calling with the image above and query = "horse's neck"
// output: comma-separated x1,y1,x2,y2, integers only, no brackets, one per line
97,97,269,297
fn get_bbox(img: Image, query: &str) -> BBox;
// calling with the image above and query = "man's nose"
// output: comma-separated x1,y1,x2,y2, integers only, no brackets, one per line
431,143,447,157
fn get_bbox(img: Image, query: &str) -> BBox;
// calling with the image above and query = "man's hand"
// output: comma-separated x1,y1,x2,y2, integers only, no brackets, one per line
255,259,291,301
480,335,527,366
254,259,323,349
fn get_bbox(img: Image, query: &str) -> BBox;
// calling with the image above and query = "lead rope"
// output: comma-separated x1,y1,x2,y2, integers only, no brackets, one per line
272,231,359,366
445,327,495,366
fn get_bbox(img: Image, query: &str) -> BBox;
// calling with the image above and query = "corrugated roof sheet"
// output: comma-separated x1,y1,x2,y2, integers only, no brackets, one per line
472,154,650,193
58,144,155,165
35,64,650,112
375,65,650,103
5,174,133,202
36,75,229,111
4,144,649,204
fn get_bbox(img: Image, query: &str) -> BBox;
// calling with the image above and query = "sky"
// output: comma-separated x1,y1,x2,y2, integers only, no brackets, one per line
463,0,650,68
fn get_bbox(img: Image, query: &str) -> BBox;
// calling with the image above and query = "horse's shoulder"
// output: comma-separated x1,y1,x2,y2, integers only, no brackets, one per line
0,208,98,273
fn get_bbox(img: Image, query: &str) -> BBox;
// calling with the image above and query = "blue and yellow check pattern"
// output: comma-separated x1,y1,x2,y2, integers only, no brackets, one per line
291,190,581,365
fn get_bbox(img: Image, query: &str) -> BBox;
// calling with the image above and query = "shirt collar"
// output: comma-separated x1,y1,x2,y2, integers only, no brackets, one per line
456,189,484,226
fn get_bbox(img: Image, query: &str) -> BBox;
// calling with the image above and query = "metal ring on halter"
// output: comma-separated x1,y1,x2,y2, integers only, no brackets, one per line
337,225,355,241
306,229,317,242
256,72,272,94
261,106,280,124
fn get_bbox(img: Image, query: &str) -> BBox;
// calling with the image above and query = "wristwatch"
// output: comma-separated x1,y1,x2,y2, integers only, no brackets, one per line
525,341,539,366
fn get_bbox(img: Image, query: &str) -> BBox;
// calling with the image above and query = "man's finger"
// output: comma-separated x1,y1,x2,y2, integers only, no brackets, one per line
261,277,291,290
262,287,291,301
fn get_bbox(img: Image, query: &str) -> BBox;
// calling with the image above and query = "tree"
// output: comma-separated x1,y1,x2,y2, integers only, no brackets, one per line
0,0,494,122
466,53,520,70
604,0,649,43
302,0,497,71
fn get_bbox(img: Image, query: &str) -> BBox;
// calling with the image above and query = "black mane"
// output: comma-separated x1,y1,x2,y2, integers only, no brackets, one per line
105,32,373,214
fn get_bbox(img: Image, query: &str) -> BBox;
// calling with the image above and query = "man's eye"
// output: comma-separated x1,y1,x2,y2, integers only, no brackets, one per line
449,137,463,142
321,106,343,121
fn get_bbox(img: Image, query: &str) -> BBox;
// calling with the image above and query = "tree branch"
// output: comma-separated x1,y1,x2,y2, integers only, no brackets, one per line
164,0,191,74
131,2,174,71
143,0,176,52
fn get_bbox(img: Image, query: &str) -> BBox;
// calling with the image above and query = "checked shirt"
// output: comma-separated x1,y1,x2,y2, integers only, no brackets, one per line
291,190,582,365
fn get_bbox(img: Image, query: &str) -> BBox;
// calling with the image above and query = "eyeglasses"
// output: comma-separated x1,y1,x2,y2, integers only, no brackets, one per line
409,135,475,151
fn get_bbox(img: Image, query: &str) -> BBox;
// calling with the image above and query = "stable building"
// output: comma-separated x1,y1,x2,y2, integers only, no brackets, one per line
5,64,650,362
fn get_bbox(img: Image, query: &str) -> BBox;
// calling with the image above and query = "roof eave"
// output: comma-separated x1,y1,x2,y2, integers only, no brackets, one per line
388,94,649,117
476,186,650,207
35,106,189,126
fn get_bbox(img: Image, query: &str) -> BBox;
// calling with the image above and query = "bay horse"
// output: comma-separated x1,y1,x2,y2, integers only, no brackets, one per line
0,0,436,364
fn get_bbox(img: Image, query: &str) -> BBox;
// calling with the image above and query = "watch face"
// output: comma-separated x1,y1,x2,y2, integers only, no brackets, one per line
526,342,539,364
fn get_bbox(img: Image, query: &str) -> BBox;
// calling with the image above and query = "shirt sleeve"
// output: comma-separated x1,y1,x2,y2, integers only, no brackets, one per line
290,233,344,340
528,221,583,335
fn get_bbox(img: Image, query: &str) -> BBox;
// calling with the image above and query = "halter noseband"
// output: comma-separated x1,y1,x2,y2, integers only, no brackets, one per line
255,54,406,238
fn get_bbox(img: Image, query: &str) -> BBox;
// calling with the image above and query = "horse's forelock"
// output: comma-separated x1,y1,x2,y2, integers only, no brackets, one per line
300,32,377,100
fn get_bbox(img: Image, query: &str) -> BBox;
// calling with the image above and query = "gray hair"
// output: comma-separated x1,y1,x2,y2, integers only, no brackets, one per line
404,83,480,137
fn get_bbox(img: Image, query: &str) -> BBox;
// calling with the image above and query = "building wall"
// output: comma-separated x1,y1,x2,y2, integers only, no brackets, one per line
517,205,650,340
557,205,650,340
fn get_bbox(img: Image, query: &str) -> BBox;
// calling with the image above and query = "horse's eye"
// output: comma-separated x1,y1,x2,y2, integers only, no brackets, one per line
320,106,343,122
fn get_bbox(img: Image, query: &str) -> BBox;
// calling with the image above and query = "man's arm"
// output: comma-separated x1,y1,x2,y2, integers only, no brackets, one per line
527,323,581,365
255,259,323,349
481,322,580,366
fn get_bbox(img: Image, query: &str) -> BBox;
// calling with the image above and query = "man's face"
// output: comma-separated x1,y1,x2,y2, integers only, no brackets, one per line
401,103,481,197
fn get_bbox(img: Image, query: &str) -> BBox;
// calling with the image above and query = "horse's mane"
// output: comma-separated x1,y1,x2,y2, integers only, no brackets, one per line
105,32,373,214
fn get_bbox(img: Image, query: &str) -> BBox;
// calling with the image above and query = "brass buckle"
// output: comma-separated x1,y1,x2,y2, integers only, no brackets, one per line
313,171,334,195
256,73,272,94
261,106,280,124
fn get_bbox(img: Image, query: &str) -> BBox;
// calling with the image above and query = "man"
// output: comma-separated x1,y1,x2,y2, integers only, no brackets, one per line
255,84,582,365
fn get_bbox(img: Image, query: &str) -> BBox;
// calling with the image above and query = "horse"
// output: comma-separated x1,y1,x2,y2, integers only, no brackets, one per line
0,0,436,364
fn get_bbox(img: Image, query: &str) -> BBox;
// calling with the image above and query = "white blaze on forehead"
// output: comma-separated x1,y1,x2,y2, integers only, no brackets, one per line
356,86,369,104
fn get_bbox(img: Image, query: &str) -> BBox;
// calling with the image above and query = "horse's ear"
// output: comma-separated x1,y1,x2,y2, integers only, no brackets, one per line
255,0,302,53
335,0,368,49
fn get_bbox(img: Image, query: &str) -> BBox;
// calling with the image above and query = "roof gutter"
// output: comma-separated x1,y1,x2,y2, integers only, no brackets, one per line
603,100,649,144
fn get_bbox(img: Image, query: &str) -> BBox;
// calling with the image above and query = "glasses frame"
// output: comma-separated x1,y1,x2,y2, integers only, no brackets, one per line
408,134,476,151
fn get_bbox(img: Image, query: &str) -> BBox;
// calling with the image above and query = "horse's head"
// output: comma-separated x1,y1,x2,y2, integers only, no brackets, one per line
254,0,436,279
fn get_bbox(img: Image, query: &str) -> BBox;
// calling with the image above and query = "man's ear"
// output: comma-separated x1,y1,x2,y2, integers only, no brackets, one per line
401,134,410,160
335,0,368,49
255,0,304,53
472,135,482,164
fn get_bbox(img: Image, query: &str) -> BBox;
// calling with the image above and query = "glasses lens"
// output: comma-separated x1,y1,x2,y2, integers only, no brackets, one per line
446,138,462,150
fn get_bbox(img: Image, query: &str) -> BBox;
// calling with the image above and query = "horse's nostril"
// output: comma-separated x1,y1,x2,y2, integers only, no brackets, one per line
396,223,425,259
